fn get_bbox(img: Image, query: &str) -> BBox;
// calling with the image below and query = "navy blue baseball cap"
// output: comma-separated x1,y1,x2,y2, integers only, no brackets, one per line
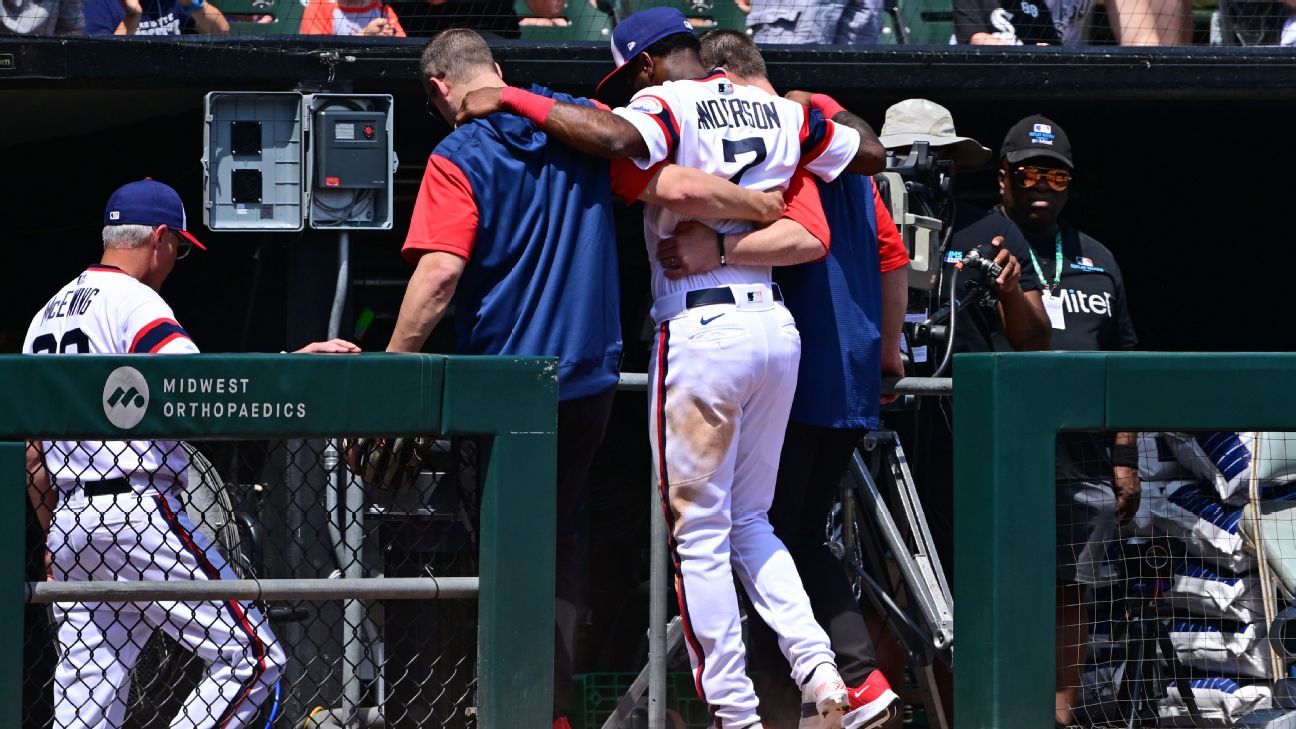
595,6,694,100
104,178,205,250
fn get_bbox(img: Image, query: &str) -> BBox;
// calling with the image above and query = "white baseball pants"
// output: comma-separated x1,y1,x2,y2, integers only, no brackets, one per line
49,491,285,729
649,289,838,729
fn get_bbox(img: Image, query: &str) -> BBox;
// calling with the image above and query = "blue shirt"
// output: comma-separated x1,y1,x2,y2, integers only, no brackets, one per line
775,174,883,430
85,0,194,33
403,85,622,402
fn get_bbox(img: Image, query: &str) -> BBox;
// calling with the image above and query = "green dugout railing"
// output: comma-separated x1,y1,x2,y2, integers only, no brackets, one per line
0,353,558,729
955,352,1296,727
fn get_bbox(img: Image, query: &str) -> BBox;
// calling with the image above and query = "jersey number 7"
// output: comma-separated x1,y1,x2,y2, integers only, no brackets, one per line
723,137,768,186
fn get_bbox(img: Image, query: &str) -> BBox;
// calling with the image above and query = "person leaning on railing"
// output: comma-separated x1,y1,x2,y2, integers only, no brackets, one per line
84,0,229,34
993,114,1139,728
22,179,357,729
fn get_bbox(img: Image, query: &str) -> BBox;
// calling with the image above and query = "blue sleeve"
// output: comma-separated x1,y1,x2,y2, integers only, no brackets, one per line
83,0,124,35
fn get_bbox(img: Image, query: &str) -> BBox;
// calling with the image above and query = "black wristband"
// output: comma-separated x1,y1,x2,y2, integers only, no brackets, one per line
716,231,727,267
1112,443,1138,469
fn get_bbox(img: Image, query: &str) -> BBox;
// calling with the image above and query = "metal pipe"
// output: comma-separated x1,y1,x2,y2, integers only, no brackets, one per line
327,231,365,727
26,577,479,603
616,373,952,396
882,376,952,396
648,467,668,729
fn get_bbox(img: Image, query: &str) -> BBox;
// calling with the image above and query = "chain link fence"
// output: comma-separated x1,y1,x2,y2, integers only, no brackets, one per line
23,434,486,729
1051,430,1296,727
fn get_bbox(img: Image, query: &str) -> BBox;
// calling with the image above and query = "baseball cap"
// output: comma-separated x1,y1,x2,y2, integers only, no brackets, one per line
1000,114,1073,169
877,98,991,169
595,7,694,101
104,178,206,251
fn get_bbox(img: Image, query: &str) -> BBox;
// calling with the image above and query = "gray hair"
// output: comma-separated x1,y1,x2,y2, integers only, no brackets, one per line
102,224,154,250
420,29,496,84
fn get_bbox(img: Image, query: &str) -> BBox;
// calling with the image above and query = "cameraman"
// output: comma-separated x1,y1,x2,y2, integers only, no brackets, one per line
994,115,1138,727
879,99,1050,357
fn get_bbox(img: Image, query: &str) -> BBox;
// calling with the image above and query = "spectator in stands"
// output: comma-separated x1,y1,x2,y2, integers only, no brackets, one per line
85,0,228,33
1,0,83,34
953,0,1094,44
695,29,908,729
300,0,405,36
747,0,884,44
994,114,1138,727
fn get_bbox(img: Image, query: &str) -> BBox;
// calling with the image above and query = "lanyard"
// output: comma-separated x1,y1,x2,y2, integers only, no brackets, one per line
1028,233,1064,294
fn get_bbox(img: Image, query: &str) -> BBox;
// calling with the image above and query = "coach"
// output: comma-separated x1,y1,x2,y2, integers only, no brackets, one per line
388,29,796,729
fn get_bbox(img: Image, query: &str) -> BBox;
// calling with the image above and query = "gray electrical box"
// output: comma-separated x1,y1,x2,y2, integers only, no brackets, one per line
202,91,394,232
203,92,306,231
307,94,394,230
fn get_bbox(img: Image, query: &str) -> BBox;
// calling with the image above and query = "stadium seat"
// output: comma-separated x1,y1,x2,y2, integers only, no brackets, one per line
516,0,615,40
891,0,953,44
220,0,306,35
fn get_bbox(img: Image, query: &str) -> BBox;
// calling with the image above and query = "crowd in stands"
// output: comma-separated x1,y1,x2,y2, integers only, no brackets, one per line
1,0,1294,45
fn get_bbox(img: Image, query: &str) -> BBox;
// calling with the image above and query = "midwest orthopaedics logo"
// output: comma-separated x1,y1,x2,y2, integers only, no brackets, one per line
103,366,150,429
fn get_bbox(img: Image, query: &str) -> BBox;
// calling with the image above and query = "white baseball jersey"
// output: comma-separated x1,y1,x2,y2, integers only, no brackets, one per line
23,264,198,495
613,70,861,300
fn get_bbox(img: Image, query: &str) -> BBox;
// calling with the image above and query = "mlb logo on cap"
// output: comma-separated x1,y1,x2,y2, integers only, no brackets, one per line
1034,123,1052,134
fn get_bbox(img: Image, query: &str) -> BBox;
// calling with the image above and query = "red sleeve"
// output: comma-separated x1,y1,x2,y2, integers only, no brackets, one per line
609,158,666,205
873,183,909,273
780,169,830,252
402,154,479,265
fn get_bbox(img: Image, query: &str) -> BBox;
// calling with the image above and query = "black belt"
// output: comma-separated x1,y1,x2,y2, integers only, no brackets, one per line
684,285,782,309
82,478,131,498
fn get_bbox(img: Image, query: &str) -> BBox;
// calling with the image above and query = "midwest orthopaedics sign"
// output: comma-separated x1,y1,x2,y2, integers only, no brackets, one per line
160,376,309,420
103,366,311,431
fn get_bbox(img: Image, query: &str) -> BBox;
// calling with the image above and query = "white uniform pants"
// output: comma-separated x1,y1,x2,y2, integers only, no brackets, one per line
649,296,837,729
49,491,285,729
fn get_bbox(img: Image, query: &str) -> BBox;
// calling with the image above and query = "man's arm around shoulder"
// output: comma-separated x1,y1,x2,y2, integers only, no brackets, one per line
457,87,650,160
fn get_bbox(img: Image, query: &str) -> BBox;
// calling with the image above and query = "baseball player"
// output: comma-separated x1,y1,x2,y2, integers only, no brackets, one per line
24,179,354,729
456,11,887,729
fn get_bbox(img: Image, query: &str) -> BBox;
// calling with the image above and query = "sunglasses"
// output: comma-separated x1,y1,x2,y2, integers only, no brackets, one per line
167,230,192,261
1011,166,1072,192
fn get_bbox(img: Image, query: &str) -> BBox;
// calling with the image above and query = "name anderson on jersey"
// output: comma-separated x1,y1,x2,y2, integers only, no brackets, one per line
695,98,781,132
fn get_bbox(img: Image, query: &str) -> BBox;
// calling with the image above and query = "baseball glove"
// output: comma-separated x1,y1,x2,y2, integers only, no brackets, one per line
343,436,435,491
